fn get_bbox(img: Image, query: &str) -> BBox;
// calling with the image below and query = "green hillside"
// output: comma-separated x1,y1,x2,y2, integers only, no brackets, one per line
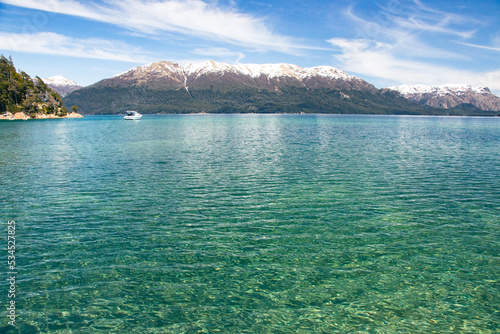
0,55,68,117
64,84,498,116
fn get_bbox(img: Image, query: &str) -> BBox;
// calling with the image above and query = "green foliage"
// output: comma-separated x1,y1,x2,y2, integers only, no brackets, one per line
63,68,497,117
0,55,68,116
65,84,465,116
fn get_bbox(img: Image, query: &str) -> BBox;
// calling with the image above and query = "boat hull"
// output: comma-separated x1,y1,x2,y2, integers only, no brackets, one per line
124,111,142,120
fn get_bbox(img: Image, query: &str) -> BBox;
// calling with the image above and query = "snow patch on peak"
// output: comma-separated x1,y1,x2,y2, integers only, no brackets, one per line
43,75,79,87
181,61,358,81
139,61,183,74
114,61,185,81
230,63,300,78
389,84,491,97
115,60,362,85
182,61,309,79
184,60,238,76
306,66,353,80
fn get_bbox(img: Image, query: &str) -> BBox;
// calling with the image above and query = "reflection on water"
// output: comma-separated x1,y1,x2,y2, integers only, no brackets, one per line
0,115,499,333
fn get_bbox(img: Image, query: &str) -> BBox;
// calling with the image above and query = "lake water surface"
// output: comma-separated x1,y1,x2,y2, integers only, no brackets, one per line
1,114,499,333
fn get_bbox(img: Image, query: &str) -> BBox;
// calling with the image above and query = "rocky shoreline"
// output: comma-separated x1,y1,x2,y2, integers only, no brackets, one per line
0,112,84,120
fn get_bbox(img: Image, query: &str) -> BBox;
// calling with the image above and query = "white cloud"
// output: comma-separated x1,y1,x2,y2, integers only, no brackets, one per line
345,1,472,40
328,1,500,94
1,0,300,52
327,38,500,93
393,17,476,39
391,0,479,38
344,3,468,61
459,42,500,53
0,31,153,62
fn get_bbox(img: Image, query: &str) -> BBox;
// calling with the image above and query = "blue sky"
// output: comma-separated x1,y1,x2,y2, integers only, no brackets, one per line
0,0,499,94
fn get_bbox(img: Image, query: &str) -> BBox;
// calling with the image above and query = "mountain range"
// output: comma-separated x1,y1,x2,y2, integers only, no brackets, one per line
108,60,373,91
63,60,500,116
387,84,500,111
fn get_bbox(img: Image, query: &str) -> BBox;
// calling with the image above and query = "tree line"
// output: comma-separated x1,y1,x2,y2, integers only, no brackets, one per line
0,55,68,116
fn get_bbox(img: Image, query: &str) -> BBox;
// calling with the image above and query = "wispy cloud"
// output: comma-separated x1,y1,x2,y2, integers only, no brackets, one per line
1,0,302,52
393,17,476,38
393,0,479,38
329,0,500,92
328,38,500,92
459,42,500,53
343,3,467,61
0,31,154,62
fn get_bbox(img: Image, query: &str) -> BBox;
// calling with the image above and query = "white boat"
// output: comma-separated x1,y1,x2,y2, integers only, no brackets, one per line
124,111,142,120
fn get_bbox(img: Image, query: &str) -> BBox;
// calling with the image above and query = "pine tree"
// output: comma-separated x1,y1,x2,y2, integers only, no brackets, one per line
0,55,68,116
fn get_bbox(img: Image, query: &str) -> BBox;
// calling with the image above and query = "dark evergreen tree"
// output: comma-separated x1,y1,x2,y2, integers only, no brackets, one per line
0,55,68,116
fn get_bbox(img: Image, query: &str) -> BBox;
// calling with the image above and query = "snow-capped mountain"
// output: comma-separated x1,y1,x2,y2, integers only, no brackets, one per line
182,60,354,81
387,84,500,111
43,76,82,97
43,75,78,86
109,60,374,91
64,60,499,115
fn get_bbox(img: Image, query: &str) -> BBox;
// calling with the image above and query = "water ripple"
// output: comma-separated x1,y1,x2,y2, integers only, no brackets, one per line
1,115,499,333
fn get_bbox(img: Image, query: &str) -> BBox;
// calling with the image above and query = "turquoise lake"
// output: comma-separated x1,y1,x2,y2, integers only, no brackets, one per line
1,114,499,333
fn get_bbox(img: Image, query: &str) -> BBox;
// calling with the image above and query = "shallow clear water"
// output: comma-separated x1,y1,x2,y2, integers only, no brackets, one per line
1,114,499,333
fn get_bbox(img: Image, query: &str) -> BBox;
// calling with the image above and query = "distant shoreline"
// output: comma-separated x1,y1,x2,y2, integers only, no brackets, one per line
84,111,500,117
82,112,500,118
0,112,84,120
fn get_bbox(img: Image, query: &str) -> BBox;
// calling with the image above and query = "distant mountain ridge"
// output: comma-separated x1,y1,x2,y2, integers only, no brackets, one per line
105,60,374,92
64,60,500,116
43,76,82,97
387,84,500,111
